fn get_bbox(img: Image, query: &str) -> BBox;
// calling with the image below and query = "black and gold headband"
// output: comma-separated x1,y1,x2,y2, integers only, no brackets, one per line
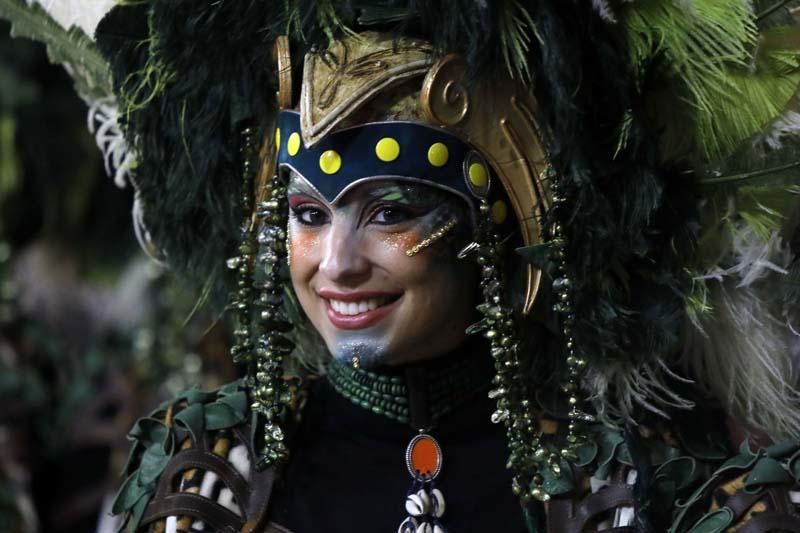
276,110,511,228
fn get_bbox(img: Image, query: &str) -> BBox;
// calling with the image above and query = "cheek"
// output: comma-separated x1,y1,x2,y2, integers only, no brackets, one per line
395,250,478,356
288,225,322,314
415,257,478,340
418,256,473,301
371,226,467,285
288,227,321,278
377,229,422,254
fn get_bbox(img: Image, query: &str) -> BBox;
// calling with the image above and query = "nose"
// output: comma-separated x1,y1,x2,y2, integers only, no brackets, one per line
318,220,371,285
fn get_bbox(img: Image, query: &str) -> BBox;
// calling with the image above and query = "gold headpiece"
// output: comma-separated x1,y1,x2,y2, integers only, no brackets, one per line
276,32,552,313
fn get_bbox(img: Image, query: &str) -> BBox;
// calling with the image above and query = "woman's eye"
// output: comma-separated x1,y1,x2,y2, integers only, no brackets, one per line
293,206,329,226
369,206,415,225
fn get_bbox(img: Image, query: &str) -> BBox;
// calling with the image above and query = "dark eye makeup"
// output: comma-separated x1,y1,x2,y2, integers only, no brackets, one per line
366,204,424,226
291,204,330,226
289,196,429,228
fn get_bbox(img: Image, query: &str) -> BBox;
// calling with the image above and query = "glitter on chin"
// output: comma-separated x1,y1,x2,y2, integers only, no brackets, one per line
329,335,390,368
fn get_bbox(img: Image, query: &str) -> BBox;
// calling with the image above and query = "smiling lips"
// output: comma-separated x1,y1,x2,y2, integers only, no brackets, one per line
318,290,401,330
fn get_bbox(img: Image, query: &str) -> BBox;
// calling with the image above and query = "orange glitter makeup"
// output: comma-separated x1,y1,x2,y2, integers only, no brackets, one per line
380,230,421,254
289,230,320,264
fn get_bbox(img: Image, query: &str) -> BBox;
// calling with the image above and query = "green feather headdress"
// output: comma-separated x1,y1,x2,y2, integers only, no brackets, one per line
3,0,800,439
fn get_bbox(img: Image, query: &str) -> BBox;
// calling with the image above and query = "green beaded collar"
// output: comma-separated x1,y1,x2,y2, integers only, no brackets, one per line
326,351,491,427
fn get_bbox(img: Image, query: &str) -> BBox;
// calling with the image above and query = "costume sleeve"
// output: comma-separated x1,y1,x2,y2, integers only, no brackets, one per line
669,441,800,532
111,380,276,533
541,414,736,532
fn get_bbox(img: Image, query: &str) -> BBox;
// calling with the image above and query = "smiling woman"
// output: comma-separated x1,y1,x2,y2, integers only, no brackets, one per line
8,1,800,532
287,175,477,367
97,13,800,532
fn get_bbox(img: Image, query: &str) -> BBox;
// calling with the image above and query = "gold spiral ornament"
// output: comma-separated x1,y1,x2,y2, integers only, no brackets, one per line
420,53,552,315
420,55,470,126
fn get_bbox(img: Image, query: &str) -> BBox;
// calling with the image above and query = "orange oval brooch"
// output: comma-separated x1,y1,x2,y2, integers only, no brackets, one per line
406,433,443,481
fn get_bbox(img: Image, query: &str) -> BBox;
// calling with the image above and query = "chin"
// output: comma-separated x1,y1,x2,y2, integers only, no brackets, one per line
327,335,391,368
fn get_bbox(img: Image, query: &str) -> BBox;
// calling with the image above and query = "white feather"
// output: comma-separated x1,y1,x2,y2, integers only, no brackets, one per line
754,109,800,150
83,98,171,265
25,0,116,38
694,226,790,287
685,226,800,440
87,97,136,189
587,358,695,427
592,0,618,22
682,283,800,441
591,0,637,23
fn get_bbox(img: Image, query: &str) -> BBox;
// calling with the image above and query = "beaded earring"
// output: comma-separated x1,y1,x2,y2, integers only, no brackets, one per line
547,172,594,459
227,125,294,469
459,198,551,502
459,162,593,503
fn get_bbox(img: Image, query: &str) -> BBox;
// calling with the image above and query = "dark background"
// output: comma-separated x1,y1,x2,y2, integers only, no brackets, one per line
0,21,236,533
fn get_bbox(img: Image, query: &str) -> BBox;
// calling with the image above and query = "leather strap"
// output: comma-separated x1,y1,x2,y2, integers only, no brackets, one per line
736,512,800,533
765,487,793,515
547,485,635,533
137,423,279,532
155,448,251,506
235,426,277,530
676,466,800,533
722,489,763,520
140,493,242,532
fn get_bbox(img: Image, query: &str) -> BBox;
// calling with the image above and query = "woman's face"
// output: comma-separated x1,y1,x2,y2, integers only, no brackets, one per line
287,174,479,367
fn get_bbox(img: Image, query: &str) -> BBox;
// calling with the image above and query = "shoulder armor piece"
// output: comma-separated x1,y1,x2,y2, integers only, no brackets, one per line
542,414,732,532
112,380,275,532
670,441,800,532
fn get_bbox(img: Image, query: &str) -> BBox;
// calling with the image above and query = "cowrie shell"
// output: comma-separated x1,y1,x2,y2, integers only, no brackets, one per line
418,522,433,533
416,489,431,511
397,517,418,533
405,493,427,517
431,489,446,518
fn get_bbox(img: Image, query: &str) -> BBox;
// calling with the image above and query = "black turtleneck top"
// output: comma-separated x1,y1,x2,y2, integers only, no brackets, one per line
268,349,535,532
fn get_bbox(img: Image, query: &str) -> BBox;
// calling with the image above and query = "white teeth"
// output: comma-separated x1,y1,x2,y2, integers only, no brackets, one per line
329,296,394,315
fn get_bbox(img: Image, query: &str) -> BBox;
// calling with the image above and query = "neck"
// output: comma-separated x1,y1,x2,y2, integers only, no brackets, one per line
326,342,491,429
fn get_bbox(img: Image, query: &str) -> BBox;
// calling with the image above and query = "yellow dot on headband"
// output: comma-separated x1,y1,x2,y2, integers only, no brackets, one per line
468,162,488,188
427,142,449,167
375,137,400,162
287,132,301,156
275,128,281,151
491,200,508,224
319,149,342,174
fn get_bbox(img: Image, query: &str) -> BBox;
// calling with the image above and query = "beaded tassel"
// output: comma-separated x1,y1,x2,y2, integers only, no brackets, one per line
227,127,294,470
252,169,295,469
548,175,594,460
461,164,597,502
461,199,549,503
227,126,258,368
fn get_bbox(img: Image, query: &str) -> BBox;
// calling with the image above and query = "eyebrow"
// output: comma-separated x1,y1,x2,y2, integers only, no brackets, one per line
287,171,447,211
287,172,326,203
